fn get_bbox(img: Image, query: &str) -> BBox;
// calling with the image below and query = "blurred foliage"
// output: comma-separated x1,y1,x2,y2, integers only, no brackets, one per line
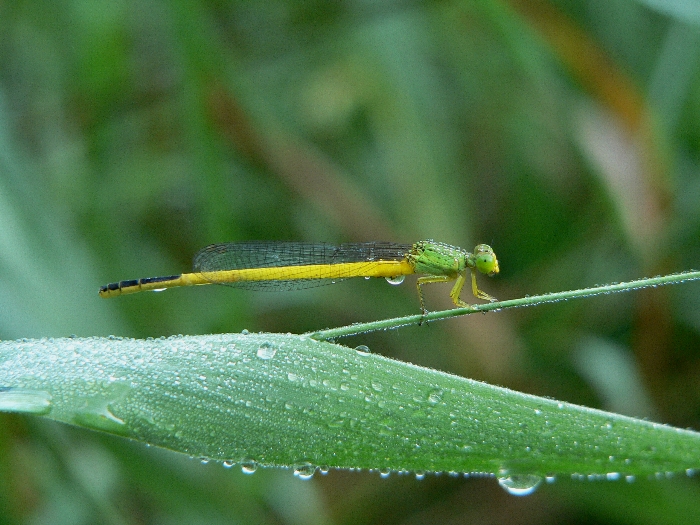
0,0,699,523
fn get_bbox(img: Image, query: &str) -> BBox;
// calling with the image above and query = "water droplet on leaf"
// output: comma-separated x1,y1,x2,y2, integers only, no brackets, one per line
293,461,317,480
355,345,371,355
256,342,277,360
241,458,258,474
497,474,543,496
427,389,443,404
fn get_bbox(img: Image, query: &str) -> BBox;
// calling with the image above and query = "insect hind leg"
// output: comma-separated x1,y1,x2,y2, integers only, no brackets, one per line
416,274,454,315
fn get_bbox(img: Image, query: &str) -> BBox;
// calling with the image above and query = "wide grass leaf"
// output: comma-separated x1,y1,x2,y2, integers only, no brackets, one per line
0,333,698,484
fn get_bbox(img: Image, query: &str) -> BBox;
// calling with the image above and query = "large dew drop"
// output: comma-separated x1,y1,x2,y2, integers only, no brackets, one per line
497,474,543,496
256,342,277,360
354,345,371,356
240,458,259,474
241,458,258,474
293,461,317,480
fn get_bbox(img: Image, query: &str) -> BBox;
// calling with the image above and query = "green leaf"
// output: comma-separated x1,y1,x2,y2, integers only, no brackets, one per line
1,332,698,489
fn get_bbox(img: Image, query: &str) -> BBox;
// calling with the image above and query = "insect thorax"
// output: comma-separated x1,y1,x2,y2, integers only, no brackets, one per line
408,241,467,276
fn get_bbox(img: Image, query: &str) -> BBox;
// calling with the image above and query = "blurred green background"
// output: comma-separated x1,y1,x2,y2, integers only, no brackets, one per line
1,0,700,523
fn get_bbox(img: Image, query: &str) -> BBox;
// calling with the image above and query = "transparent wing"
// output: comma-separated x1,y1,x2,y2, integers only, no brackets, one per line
192,241,412,291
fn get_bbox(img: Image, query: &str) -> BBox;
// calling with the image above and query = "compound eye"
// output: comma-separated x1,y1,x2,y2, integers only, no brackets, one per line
474,245,499,276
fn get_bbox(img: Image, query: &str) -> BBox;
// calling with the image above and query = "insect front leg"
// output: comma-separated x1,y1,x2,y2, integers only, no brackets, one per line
470,269,497,302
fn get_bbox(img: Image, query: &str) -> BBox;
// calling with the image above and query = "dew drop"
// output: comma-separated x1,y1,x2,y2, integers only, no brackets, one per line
240,458,258,474
427,389,443,404
385,275,405,285
256,342,277,360
222,461,234,468
371,379,384,392
379,468,392,479
293,461,317,480
415,471,426,480
497,474,543,496
355,345,371,355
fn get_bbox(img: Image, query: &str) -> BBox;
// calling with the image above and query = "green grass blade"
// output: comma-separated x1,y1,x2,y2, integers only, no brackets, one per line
1,333,698,483
310,270,700,340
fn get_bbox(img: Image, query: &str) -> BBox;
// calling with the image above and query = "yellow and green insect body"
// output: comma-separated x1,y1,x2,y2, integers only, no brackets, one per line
406,241,499,312
99,240,499,313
